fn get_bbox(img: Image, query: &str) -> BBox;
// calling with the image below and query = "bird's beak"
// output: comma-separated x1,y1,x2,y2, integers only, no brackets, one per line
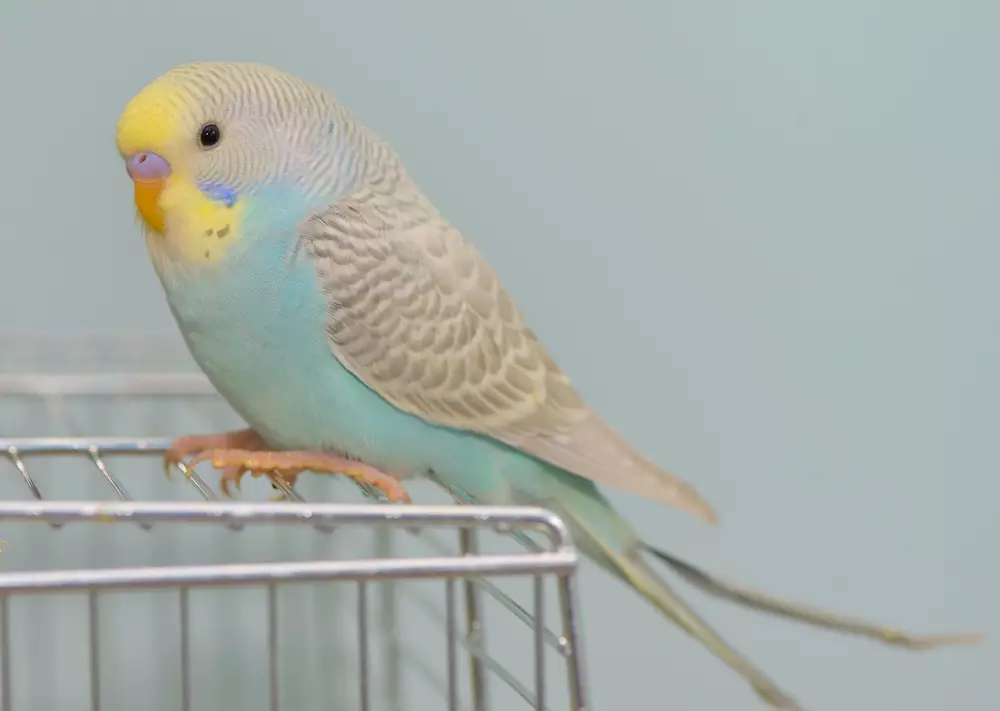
125,152,171,234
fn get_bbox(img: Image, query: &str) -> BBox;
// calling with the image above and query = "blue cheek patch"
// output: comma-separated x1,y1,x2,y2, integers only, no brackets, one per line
197,180,239,208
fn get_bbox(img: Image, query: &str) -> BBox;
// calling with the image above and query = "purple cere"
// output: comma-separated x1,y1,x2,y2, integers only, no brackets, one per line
126,152,171,181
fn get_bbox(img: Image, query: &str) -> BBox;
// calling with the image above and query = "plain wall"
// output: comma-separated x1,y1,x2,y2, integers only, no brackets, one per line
0,2,996,710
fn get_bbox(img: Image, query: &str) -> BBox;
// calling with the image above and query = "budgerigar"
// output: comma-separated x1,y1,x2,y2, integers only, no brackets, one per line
115,62,982,710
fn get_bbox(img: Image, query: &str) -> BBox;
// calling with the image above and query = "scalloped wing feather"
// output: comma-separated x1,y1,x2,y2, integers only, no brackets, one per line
299,178,716,524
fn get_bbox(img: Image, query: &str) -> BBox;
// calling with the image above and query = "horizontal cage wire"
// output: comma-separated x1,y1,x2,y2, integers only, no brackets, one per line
0,337,590,711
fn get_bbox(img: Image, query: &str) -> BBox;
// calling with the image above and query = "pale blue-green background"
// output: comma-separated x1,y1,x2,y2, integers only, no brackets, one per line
0,1,997,710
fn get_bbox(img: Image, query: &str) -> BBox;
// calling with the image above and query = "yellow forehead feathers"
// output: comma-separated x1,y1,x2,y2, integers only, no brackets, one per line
116,77,193,160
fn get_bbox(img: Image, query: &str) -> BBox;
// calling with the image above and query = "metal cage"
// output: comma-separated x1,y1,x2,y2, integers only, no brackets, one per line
0,337,590,711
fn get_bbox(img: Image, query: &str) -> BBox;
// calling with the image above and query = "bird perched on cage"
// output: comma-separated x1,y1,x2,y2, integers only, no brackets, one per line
115,62,982,710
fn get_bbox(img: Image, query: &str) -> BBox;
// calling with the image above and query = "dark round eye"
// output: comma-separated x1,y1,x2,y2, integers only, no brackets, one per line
199,123,221,148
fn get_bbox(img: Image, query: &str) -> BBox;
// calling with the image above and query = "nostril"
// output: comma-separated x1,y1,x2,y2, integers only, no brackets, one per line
126,152,170,181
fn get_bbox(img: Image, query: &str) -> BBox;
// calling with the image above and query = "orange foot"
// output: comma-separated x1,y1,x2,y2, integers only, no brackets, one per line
163,428,267,484
187,448,412,503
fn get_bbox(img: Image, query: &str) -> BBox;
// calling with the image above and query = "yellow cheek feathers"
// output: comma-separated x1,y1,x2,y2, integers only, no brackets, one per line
149,180,245,264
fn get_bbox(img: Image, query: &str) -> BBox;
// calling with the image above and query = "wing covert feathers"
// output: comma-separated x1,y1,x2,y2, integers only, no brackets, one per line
300,176,716,523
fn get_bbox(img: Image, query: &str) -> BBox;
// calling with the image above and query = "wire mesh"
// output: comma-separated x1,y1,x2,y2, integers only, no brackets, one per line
0,337,590,711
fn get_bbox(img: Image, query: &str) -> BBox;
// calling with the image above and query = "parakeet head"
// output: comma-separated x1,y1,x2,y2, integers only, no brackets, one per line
116,62,353,254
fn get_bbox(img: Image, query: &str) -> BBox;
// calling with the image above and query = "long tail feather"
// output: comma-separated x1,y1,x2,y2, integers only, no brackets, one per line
641,544,985,649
